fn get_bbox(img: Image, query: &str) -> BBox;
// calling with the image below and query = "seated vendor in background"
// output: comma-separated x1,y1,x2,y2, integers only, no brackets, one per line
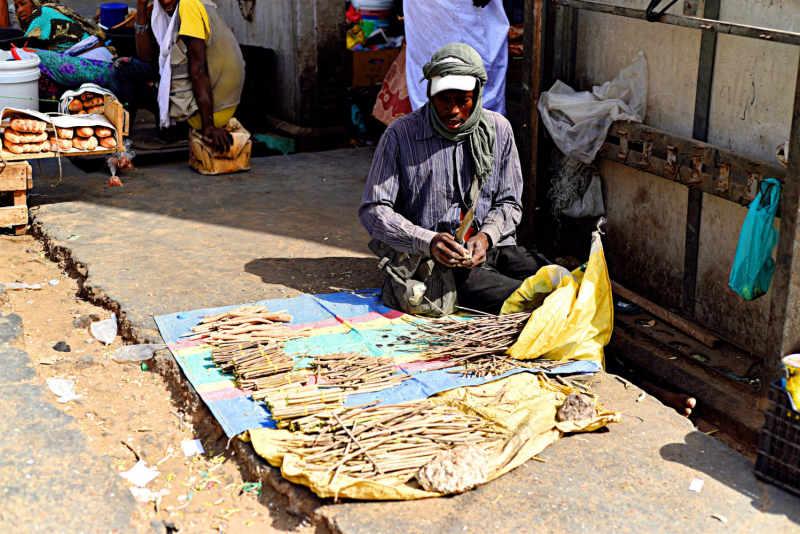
13,0,115,92
108,0,245,152
359,43,549,315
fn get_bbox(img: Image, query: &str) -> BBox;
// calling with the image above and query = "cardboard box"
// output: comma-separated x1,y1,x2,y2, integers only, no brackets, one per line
348,48,400,87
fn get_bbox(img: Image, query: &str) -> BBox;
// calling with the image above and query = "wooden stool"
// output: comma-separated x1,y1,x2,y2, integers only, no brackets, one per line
0,161,32,235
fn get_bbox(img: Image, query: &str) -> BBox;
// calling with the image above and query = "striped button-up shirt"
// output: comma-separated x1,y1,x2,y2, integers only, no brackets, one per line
359,103,523,255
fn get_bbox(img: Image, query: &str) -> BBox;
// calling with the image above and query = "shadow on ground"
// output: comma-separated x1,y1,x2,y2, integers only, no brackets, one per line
661,431,800,525
245,257,384,295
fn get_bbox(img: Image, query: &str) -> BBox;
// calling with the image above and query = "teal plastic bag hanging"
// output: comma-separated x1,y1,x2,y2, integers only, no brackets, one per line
729,178,781,300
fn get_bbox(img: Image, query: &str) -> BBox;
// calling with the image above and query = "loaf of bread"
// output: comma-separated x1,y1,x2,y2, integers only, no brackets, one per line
86,106,102,114
4,129,47,144
68,99,84,112
99,136,117,148
94,127,113,138
3,138,49,153
9,118,47,133
55,127,74,139
77,110,88,115
76,127,94,138
72,136,98,150
49,136,73,151
89,96,105,108
80,92,97,101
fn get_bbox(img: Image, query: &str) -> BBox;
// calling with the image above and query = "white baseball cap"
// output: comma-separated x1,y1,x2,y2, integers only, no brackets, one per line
430,57,477,96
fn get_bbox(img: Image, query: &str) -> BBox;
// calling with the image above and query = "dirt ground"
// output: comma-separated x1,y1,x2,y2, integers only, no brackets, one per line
0,233,326,534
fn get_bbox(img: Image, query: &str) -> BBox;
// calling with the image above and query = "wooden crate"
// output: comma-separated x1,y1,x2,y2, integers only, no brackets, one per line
0,162,32,235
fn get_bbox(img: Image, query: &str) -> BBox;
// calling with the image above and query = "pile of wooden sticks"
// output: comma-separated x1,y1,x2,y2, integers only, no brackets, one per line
273,401,506,484
182,305,311,344
311,352,414,394
414,311,571,377
210,342,297,390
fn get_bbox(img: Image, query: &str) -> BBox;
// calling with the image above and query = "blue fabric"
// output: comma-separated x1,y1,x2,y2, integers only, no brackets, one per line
729,179,781,300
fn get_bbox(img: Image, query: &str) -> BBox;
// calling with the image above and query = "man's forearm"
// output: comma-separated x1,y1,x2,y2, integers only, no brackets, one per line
135,1,153,61
358,203,437,255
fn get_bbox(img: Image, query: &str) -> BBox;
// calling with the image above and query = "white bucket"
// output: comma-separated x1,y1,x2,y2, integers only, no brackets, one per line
0,55,41,112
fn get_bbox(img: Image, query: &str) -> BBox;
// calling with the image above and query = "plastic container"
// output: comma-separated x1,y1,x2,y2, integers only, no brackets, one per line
100,2,129,29
754,380,800,499
351,0,392,28
0,55,41,112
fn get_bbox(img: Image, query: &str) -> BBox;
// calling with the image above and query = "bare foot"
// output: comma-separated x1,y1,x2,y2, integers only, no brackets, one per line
641,381,697,417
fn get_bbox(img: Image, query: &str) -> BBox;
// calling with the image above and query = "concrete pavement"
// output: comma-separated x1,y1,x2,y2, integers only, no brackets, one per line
26,149,800,533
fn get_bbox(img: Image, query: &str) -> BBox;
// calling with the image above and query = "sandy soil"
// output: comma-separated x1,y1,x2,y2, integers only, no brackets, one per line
0,234,325,534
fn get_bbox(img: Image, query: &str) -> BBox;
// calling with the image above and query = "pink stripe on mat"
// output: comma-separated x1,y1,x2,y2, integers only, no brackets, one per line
200,387,248,402
167,338,208,351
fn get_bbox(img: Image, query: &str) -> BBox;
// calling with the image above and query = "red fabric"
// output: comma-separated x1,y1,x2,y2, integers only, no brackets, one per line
372,44,412,126
346,5,362,23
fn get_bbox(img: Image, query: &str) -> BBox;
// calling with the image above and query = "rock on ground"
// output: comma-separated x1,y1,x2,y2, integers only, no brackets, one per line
557,392,596,422
416,446,489,494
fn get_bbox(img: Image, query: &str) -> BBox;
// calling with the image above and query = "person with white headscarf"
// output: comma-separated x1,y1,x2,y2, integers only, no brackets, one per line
404,0,509,115
108,0,244,151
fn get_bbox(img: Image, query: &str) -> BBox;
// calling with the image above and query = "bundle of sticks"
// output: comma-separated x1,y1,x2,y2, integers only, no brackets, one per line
273,401,507,484
182,305,311,344
211,341,296,389
414,311,571,377
311,352,414,394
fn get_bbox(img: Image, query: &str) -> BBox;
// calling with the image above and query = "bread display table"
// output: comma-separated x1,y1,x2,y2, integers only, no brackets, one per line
0,98,129,234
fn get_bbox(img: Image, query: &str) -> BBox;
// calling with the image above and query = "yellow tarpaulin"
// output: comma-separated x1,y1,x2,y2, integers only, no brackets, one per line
502,230,613,365
250,373,620,500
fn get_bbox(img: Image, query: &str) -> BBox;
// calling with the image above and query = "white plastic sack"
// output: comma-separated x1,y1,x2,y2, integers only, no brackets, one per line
91,313,118,346
539,51,648,164
561,168,605,219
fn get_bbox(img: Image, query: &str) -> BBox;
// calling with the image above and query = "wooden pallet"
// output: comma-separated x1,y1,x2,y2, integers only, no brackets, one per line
0,162,32,235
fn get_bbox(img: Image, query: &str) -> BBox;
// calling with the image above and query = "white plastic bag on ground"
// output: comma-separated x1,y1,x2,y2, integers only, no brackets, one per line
111,344,166,362
46,378,82,403
538,51,648,163
91,313,117,345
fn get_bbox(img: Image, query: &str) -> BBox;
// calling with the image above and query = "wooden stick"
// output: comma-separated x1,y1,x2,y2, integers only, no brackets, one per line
610,280,720,348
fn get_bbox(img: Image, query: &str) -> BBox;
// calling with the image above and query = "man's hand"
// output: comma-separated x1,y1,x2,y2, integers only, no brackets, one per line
431,233,469,267
458,232,489,268
202,126,233,154
472,0,491,7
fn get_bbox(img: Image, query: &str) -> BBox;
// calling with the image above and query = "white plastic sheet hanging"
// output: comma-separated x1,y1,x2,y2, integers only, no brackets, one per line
538,51,648,164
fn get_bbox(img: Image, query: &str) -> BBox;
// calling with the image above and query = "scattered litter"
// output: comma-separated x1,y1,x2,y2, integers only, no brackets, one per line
111,344,165,362
615,375,632,389
130,487,169,503
182,439,205,457
67,235,82,241
636,392,646,402
90,313,117,345
689,478,704,493
705,429,719,435
240,482,261,496
711,514,727,523
120,460,159,487
3,282,42,290
49,279,60,286
37,355,62,365
45,378,82,403
85,339,95,344
52,341,71,352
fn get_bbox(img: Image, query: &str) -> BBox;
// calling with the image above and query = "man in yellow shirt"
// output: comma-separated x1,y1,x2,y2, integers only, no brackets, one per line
109,0,245,152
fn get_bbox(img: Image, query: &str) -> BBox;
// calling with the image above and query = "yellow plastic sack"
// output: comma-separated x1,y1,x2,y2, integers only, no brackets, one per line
249,373,620,500
502,230,613,365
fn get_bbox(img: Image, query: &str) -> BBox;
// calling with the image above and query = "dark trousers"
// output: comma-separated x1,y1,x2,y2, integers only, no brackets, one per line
453,246,550,315
108,58,160,123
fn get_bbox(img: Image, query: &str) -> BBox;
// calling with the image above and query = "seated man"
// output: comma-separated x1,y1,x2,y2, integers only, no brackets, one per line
109,0,244,152
359,43,548,315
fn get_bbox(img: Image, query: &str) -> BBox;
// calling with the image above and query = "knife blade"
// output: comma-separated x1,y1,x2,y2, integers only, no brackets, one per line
455,207,474,245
